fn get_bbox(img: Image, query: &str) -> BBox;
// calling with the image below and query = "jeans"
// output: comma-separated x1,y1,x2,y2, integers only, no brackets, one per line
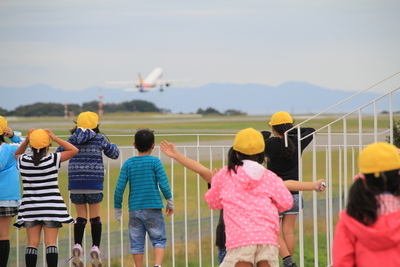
129,209,167,254
218,247,227,265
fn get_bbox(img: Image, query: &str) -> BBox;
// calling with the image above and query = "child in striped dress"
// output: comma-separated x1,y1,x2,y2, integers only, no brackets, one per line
14,129,78,267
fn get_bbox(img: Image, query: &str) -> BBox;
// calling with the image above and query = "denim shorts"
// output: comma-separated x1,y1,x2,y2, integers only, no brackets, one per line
279,194,304,216
70,193,103,204
23,220,63,229
128,209,167,254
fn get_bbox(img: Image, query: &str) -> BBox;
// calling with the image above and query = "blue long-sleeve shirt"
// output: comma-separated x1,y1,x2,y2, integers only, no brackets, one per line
0,132,23,202
114,155,172,211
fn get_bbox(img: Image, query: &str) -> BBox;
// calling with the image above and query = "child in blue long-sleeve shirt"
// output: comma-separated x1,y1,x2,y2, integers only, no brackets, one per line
0,116,23,267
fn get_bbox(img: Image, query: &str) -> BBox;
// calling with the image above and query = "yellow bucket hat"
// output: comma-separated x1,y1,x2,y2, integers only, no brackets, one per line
233,128,265,155
77,111,99,129
269,111,293,126
0,116,7,135
29,129,51,149
358,142,400,177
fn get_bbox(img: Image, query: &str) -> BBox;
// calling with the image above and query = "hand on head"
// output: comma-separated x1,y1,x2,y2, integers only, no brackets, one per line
3,127,14,137
25,128,35,141
44,129,56,140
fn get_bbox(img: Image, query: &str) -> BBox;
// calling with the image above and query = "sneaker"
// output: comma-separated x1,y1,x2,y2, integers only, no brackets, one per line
67,243,84,266
90,245,106,266
282,256,297,267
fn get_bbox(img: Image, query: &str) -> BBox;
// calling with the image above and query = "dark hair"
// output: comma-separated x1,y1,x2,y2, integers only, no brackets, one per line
272,123,296,159
346,169,400,226
227,147,265,174
32,147,48,166
0,134,5,144
134,128,155,152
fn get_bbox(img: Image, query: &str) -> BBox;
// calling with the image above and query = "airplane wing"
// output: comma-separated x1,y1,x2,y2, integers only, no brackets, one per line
124,87,158,92
157,78,191,87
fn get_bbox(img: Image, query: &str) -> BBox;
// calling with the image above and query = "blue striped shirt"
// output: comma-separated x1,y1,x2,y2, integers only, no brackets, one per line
114,155,172,211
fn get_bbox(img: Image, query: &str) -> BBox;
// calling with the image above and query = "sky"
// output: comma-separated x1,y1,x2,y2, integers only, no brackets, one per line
1,0,400,94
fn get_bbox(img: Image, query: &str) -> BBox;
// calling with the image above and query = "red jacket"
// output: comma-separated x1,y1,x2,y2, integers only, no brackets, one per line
333,209,400,266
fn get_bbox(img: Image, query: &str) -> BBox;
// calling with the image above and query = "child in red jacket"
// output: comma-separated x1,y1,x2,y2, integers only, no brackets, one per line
333,142,400,266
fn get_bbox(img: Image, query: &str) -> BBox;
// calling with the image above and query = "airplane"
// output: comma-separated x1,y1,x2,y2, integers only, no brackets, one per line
105,67,188,92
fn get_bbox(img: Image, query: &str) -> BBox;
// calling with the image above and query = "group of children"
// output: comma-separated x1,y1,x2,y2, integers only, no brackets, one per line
159,112,324,267
0,111,400,267
0,112,120,267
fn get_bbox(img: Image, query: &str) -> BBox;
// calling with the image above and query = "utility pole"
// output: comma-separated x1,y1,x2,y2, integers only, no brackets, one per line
98,88,104,117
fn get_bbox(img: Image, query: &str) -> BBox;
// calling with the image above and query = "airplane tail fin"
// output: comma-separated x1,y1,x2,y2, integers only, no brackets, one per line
136,73,144,91
138,73,143,85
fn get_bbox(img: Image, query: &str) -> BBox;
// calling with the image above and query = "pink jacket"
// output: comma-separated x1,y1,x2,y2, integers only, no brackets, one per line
204,160,293,250
333,209,400,266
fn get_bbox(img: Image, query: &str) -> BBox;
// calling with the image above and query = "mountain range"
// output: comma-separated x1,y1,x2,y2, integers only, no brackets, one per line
1,82,394,115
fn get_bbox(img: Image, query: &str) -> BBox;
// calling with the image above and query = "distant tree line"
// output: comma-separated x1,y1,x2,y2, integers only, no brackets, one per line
0,101,247,117
196,107,246,116
0,100,162,117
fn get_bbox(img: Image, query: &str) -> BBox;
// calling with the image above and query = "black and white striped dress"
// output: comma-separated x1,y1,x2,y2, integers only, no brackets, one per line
14,152,74,228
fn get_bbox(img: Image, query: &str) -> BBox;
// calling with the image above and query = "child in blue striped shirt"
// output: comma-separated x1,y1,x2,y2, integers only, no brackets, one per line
114,128,174,267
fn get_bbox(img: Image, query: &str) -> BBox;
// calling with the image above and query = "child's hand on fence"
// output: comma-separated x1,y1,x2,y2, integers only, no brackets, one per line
316,179,326,192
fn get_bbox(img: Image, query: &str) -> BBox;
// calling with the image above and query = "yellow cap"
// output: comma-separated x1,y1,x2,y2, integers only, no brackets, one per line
358,142,400,177
0,116,7,135
269,111,293,126
233,128,265,155
29,129,51,149
77,111,98,129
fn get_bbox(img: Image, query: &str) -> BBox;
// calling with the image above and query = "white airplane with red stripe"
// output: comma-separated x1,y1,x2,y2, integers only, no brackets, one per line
105,67,188,92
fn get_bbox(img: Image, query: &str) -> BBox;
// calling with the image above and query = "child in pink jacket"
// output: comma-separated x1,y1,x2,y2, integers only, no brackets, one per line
162,128,294,267
333,142,400,266
205,128,292,267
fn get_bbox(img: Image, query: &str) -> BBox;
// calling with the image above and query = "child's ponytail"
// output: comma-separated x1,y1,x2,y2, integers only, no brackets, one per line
32,147,47,166
273,124,296,159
